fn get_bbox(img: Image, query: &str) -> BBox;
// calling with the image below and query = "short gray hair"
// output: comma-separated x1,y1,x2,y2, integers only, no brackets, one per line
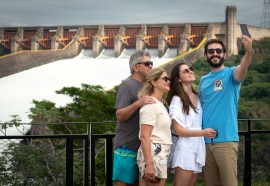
129,50,151,74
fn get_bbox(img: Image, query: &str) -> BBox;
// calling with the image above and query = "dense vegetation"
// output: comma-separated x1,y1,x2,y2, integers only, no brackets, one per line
0,38,269,185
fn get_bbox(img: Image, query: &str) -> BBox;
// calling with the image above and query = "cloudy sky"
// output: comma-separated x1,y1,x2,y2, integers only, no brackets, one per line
0,0,265,27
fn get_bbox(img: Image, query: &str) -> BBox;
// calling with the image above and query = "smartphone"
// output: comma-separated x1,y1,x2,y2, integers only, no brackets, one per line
240,24,250,38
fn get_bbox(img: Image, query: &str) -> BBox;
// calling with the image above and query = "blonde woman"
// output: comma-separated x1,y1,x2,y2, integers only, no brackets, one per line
137,68,172,186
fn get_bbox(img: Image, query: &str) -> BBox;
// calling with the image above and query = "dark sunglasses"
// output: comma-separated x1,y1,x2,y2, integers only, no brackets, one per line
180,67,194,75
159,76,170,82
207,48,223,54
136,61,153,67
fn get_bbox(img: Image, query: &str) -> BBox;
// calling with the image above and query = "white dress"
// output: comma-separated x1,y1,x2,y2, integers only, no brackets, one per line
169,95,205,173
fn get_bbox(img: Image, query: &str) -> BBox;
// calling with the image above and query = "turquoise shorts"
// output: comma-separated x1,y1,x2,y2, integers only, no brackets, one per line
112,145,139,184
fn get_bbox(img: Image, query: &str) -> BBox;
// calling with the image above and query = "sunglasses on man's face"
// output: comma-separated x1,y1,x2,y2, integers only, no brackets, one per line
207,48,223,55
180,66,194,75
136,61,153,67
159,76,170,82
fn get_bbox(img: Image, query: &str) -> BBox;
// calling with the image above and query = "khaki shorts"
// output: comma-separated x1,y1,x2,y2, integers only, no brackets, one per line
137,143,171,179
203,142,238,186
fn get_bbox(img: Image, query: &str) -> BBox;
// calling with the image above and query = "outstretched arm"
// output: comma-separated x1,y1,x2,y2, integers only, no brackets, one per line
234,35,253,81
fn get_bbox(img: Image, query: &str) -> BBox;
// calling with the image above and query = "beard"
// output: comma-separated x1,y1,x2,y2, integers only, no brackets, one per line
207,55,225,67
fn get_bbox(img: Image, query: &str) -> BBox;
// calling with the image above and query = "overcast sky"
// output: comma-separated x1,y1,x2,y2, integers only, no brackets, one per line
0,0,265,27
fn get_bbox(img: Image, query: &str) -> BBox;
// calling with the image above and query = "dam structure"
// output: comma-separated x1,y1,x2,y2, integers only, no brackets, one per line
0,5,270,78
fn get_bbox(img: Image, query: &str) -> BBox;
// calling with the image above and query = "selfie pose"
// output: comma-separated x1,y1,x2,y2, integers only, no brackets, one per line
199,36,252,186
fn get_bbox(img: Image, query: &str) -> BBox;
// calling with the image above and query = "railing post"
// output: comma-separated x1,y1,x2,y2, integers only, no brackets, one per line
105,136,113,186
243,119,251,186
66,136,74,186
84,137,90,186
90,135,96,186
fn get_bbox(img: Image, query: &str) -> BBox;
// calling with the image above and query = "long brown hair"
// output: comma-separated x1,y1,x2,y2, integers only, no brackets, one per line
166,63,197,115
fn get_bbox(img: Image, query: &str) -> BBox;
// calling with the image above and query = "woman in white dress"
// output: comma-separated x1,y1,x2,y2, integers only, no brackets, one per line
166,63,216,186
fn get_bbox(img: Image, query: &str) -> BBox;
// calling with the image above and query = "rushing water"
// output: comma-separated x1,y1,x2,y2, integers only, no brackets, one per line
0,48,176,125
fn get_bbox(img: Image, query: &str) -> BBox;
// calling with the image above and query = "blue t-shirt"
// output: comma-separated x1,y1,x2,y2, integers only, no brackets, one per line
199,67,241,143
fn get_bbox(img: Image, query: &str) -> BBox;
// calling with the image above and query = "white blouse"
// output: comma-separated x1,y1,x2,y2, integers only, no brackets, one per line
169,95,205,173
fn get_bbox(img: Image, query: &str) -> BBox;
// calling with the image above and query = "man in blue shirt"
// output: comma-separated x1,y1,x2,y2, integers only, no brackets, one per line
199,36,252,186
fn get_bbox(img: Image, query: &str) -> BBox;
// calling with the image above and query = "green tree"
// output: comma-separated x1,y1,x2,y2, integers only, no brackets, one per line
0,141,66,185
241,83,270,100
54,84,117,133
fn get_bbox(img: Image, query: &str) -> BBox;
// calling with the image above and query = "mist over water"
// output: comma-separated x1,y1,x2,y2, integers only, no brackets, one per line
0,48,176,126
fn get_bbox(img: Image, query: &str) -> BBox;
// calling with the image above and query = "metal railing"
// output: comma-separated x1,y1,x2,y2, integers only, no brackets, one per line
238,119,270,186
0,134,89,186
0,119,269,186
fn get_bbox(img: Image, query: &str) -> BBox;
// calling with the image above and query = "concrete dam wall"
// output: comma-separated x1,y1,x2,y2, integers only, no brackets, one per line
0,6,270,78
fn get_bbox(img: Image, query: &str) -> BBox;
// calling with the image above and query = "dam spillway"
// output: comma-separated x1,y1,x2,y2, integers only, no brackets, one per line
1,6,270,78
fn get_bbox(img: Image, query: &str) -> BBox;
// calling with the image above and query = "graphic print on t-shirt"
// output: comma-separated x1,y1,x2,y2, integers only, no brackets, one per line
213,79,223,91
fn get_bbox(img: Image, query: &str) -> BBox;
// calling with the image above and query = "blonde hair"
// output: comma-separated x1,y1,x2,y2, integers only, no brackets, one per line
138,68,166,99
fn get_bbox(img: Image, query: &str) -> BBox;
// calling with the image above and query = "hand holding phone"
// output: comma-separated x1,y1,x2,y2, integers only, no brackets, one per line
240,24,250,38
